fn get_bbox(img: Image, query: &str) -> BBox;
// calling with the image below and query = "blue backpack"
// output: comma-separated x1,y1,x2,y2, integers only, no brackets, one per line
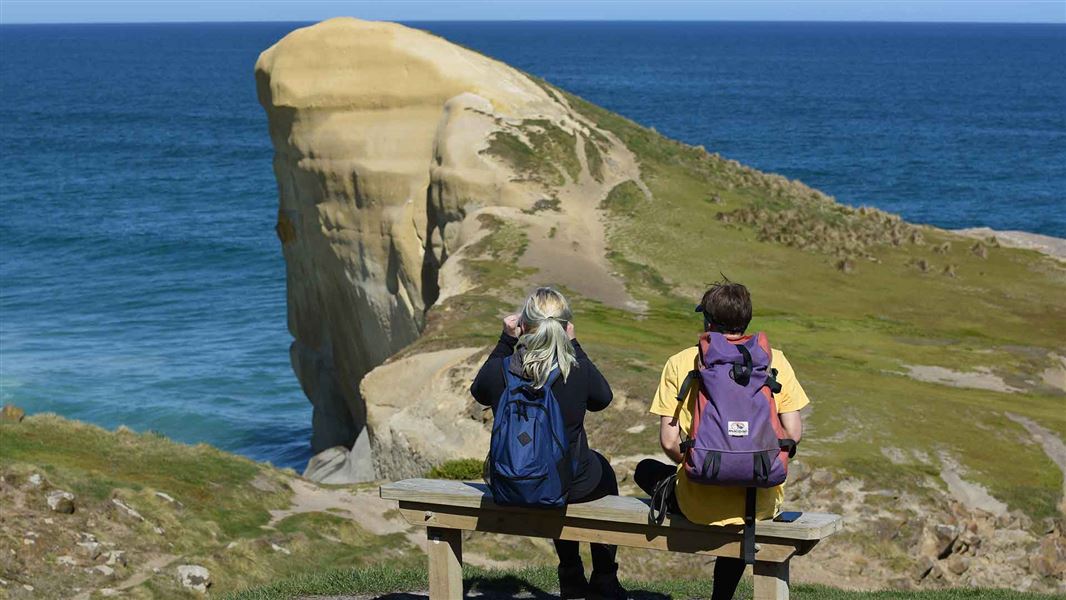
487,356,573,507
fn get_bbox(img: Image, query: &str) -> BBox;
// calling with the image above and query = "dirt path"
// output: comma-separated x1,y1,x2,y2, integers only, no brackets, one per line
1007,412,1066,515
902,364,1022,393
70,553,177,600
938,452,1009,516
267,478,410,537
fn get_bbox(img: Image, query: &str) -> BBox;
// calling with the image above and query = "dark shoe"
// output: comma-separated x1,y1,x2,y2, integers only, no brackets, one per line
588,564,627,600
558,564,588,599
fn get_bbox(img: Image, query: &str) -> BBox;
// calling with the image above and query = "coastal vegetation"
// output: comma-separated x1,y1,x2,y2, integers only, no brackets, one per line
5,16,1063,598
2,413,1062,597
0,414,420,598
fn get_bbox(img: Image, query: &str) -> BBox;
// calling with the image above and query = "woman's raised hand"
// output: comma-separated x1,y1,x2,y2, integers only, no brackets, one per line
502,313,523,337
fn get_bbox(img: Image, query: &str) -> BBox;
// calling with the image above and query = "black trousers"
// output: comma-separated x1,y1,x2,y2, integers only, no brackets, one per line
554,451,618,573
634,459,745,600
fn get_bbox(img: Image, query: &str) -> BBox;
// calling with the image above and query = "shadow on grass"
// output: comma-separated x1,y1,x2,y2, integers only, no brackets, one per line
366,573,672,600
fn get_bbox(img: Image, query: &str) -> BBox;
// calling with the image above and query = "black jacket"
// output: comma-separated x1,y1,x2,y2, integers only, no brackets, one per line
470,333,613,499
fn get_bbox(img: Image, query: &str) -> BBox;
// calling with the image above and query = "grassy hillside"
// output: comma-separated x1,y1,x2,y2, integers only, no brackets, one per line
0,414,421,598
1,410,1060,597
560,88,1065,520
391,79,1065,590
410,81,1065,521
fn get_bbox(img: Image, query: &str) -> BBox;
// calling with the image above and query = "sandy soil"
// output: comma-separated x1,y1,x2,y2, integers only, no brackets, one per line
901,364,1022,393
955,227,1066,262
938,452,1008,516
267,479,407,536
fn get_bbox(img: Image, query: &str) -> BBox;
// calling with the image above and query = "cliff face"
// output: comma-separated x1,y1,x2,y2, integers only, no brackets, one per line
255,18,640,480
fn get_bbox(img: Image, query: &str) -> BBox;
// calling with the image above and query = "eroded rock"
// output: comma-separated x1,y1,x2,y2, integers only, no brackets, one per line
111,497,144,521
177,564,211,593
0,404,25,423
256,18,636,481
46,490,75,514
302,444,372,484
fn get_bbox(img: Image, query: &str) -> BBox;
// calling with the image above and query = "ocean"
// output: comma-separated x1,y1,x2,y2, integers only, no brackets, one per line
1,21,1063,469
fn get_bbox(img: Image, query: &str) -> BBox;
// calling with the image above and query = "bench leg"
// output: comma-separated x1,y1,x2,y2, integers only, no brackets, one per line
427,527,463,600
753,560,789,600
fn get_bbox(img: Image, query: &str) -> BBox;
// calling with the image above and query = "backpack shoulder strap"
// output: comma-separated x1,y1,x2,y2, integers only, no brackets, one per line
674,345,702,402
501,356,523,392
544,367,562,391
755,331,772,362
753,333,784,394
743,487,757,565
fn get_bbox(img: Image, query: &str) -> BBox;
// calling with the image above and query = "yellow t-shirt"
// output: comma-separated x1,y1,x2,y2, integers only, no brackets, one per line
648,344,810,526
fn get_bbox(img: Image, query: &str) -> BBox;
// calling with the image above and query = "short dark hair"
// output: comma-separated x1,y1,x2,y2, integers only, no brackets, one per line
698,281,752,334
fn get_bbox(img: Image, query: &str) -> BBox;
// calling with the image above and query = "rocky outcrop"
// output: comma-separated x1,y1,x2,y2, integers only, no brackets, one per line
176,565,210,594
256,18,640,481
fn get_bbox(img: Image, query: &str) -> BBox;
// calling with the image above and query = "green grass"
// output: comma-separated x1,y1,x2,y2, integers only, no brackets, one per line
426,457,485,480
223,564,1059,600
0,414,289,538
0,415,422,597
601,180,646,217
482,119,582,187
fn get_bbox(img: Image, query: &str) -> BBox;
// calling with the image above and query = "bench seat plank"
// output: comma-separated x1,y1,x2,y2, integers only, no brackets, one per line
380,478,841,541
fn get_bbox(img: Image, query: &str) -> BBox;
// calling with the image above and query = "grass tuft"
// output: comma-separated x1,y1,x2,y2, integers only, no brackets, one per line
425,458,485,481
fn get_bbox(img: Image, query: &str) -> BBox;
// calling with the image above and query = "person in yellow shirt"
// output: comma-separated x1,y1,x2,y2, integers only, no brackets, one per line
634,281,809,600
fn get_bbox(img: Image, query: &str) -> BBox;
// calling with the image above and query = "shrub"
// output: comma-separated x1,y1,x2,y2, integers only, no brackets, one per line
425,458,485,481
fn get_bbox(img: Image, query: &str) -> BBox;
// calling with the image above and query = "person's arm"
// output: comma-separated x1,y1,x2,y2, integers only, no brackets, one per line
772,350,809,444
650,354,688,464
659,415,684,464
779,411,802,443
577,341,613,412
470,315,522,406
567,322,613,411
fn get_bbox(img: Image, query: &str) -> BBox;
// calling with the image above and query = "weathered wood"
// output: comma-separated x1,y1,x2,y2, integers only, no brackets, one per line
753,560,790,600
427,527,462,600
400,503,800,562
383,478,838,598
381,478,843,541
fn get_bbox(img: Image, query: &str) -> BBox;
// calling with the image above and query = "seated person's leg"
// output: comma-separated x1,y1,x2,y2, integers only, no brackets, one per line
634,459,677,497
587,452,624,599
711,557,744,600
553,539,587,599
585,452,618,573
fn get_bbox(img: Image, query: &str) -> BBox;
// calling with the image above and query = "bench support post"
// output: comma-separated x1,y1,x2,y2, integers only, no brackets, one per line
753,559,789,600
427,527,463,600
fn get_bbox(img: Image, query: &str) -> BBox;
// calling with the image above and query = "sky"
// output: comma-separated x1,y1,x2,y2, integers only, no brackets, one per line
0,0,1063,25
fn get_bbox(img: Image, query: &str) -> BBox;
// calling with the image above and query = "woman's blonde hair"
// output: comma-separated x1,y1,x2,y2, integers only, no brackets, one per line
518,287,577,388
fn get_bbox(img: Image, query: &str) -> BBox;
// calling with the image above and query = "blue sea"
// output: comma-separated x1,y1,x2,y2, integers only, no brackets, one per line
1,22,1063,469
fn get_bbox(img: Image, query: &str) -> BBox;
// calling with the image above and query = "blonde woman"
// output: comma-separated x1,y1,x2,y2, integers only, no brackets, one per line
470,287,625,600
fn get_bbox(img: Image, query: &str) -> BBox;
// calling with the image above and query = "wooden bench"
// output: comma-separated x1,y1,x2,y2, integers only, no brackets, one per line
380,478,842,600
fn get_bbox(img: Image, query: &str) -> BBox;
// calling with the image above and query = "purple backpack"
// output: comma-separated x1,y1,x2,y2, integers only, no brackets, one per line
670,332,797,563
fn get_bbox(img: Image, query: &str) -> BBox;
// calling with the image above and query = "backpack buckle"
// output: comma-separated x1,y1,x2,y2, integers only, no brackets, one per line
731,344,754,386
731,362,752,386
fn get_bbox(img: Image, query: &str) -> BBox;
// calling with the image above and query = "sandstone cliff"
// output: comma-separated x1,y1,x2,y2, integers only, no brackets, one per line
256,18,643,481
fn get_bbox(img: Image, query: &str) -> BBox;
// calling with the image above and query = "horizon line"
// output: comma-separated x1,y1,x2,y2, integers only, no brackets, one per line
3,17,1065,26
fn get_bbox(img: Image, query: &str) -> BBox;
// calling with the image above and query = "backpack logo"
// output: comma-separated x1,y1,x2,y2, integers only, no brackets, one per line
517,432,532,446
727,421,749,437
